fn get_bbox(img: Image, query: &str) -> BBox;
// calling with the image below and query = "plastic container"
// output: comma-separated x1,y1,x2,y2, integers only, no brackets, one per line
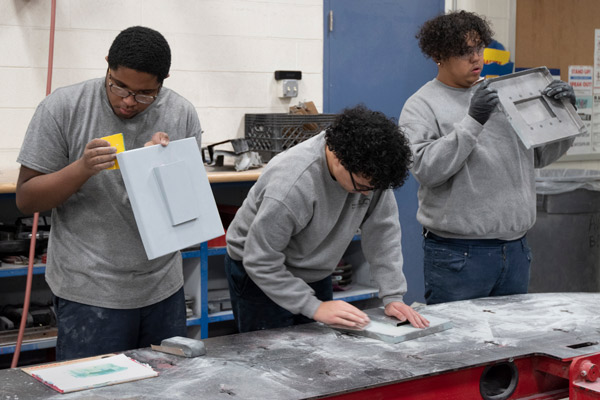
534,168,600,195
244,113,337,161
527,169,600,293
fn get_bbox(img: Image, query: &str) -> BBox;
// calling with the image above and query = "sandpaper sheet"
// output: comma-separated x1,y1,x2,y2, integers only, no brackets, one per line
331,307,452,343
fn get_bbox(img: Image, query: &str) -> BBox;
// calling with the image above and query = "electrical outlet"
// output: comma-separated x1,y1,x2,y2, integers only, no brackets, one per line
279,79,298,98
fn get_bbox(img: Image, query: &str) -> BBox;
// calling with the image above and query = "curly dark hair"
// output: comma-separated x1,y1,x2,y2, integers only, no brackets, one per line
325,105,412,190
416,10,493,62
107,26,171,83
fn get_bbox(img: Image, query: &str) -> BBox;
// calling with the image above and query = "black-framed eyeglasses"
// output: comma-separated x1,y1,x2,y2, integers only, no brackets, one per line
459,44,485,60
349,170,375,192
107,70,161,104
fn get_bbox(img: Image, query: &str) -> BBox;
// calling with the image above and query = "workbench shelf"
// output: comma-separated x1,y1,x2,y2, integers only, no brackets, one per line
199,286,379,325
197,288,380,327
182,234,377,340
0,265,45,278
0,337,56,355
0,235,374,344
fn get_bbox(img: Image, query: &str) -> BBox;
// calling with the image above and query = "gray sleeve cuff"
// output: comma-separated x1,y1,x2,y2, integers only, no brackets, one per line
382,295,405,307
461,114,486,137
301,296,323,319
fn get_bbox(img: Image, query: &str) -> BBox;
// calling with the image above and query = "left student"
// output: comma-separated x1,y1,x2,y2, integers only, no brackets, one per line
16,26,201,360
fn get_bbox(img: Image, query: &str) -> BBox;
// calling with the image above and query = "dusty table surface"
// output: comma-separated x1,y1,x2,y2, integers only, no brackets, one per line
1,292,600,399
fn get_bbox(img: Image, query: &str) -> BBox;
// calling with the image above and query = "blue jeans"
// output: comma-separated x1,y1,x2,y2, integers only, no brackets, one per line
53,287,187,361
225,253,333,333
423,232,532,305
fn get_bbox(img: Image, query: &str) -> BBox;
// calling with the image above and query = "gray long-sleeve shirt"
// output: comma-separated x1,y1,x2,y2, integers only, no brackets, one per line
226,133,406,318
399,78,573,240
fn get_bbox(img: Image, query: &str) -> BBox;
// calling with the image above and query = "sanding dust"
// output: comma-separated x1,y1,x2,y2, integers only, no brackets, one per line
363,320,410,335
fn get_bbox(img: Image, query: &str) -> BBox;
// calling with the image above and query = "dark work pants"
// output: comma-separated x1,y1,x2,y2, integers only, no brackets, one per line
53,287,187,361
224,253,333,333
423,232,532,305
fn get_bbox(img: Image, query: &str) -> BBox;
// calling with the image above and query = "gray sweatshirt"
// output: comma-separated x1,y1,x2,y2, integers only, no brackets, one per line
399,78,573,240
226,133,406,318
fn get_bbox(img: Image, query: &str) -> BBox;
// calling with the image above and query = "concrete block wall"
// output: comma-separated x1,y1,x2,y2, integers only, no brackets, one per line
0,0,323,170
3,0,598,171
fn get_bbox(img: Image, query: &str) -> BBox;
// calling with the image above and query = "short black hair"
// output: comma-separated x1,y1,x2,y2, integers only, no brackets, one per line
325,104,412,190
416,11,493,62
107,26,171,83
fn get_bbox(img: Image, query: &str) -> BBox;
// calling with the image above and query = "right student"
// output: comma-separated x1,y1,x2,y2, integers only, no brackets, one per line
399,11,576,305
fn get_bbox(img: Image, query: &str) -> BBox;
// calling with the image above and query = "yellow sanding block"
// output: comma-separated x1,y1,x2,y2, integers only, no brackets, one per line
151,336,206,358
101,133,125,170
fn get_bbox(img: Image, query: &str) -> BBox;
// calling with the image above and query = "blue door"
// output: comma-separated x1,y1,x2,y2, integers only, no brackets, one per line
324,0,444,304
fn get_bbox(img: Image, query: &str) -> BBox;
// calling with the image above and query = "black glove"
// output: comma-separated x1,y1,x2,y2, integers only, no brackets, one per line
542,80,576,107
468,80,499,125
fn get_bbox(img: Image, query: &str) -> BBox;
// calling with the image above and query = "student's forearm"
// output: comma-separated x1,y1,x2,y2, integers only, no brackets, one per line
16,160,94,213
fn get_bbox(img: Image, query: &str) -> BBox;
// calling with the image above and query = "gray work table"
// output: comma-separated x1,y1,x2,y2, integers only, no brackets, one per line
1,292,599,399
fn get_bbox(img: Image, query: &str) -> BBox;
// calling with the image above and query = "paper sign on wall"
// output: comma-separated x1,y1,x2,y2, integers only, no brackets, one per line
567,65,594,156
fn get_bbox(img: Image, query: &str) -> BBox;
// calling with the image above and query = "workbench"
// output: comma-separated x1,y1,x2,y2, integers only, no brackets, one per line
0,164,382,348
0,165,264,354
1,292,599,399
0,166,263,193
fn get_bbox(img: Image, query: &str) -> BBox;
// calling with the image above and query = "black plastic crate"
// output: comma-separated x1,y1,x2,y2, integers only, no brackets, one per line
245,113,337,161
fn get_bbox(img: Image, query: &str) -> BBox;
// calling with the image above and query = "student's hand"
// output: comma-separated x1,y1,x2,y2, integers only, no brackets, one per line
80,138,117,174
145,131,170,147
542,80,576,107
314,300,370,329
384,301,430,329
468,80,499,125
